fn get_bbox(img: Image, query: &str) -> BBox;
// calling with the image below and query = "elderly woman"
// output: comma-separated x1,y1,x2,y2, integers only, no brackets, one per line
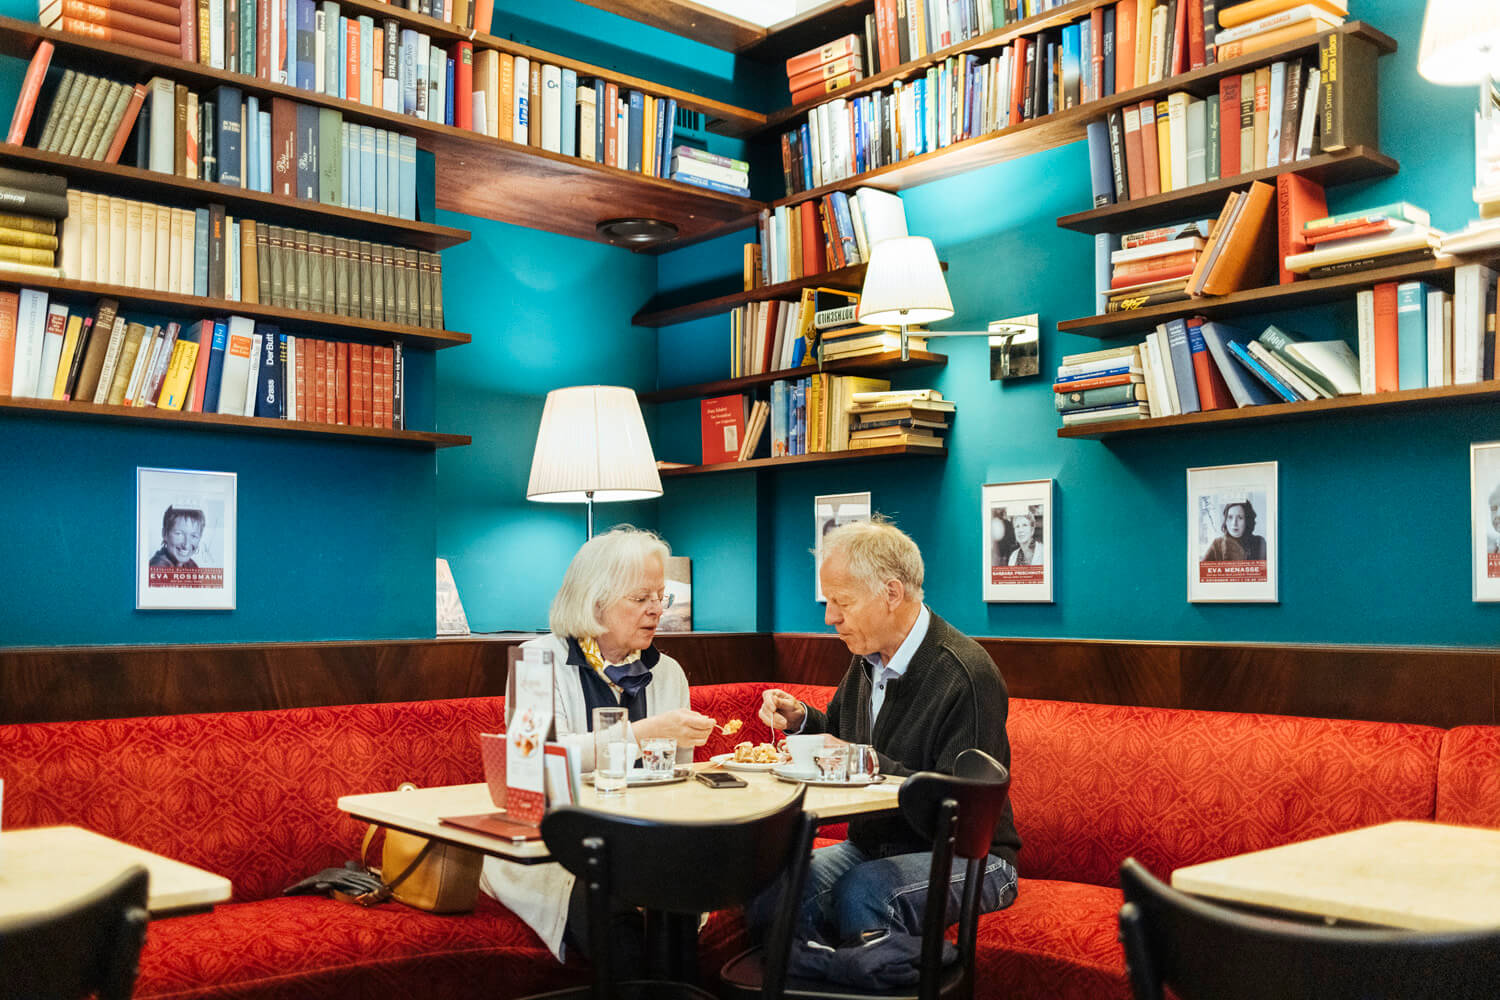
1007,511,1044,566
479,526,715,968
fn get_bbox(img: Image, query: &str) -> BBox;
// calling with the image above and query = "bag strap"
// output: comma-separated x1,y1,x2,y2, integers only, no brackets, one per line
346,782,435,907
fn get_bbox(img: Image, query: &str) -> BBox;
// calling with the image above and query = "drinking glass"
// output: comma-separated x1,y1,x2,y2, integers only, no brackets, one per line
641,737,678,778
593,707,635,796
848,744,880,782
813,743,849,782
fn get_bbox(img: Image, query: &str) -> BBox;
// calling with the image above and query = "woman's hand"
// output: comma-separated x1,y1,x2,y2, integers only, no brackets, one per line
758,688,806,732
637,708,716,747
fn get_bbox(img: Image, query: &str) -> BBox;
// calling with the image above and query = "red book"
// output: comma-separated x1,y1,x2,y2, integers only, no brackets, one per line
1304,220,1397,245
1090,7,1105,98
179,0,195,61
470,0,493,34
1276,173,1327,284
799,200,823,278
455,41,473,131
1115,0,1137,92
700,394,746,465
379,345,393,429
788,55,863,93
6,40,52,145
50,0,182,31
271,98,296,195
334,340,348,425
1051,372,1138,392
1219,75,1241,179
1188,319,1235,410
102,83,148,163
759,300,779,375
50,17,180,55
1009,36,1028,125
874,0,898,73
294,334,306,420
1371,282,1399,392
822,194,846,269
1138,100,1161,198
1111,263,1196,289
186,320,213,412
324,339,336,424
256,0,268,77
790,72,860,105
344,18,360,102
785,34,860,78
360,344,373,426
604,81,619,167
1186,0,1206,70
1122,104,1146,200
1171,0,1189,75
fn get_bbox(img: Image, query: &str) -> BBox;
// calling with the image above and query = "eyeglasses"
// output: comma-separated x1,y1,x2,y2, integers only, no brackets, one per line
625,592,675,610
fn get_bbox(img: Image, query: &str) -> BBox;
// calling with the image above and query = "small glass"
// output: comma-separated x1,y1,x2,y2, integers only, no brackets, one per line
813,743,849,782
593,707,636,797
641,737,678,779
848,744,880,782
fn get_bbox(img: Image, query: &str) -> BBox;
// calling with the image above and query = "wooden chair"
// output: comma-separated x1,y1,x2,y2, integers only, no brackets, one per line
1118,856,1500,1000
0,864,150,1000
520,786,816,1000
721,749,1013,1000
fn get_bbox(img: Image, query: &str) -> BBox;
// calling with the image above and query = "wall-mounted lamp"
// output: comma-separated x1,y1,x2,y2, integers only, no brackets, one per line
1418,0,1500,202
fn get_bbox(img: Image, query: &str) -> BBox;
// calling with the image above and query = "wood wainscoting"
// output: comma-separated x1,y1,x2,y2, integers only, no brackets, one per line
1,632,1495,728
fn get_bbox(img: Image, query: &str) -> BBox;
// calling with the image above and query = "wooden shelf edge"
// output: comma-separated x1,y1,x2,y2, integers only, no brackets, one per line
570,0,766,53
659,443,946,476
640,351,949,403
1054,148,1401,234
1058,382,1500,439
0,144,472,252
0,396,469,447
633,264,869,327
0,271,470,349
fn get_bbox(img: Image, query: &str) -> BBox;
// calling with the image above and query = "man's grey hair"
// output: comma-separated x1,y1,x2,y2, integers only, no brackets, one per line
549,526,670,639
822,517,924,604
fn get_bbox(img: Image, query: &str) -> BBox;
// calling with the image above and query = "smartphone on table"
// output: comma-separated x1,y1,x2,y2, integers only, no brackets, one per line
695,771,747,789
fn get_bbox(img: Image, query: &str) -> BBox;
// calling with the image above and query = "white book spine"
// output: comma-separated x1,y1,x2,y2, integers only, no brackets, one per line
91,316,126,404
217,317,255,414
35,304,67,399
1356,288,1376,392
314,10,326,93
124,327,157,406
61,189,82,280
1266,61,1285,169
242,331,263,417
1428,289,1451,388
513,56,530,143
155,204,171,292
272,0,285,84
140,203,157,291
148,78,175,174
285,335,297,419
12,288,49,398
541,64,562,152
1296,68,1320,161
1154,327,1182,415
209,0,225,70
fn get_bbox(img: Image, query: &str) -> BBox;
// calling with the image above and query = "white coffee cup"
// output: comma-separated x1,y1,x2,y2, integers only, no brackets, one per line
783,734,824,774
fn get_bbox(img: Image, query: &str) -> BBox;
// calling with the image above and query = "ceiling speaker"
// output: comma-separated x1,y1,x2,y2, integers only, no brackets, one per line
596,217,679,248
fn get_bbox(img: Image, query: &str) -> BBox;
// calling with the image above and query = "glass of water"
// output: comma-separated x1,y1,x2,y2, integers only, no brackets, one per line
593,707,635,796
813,743,849,782
641,737,678,779
848,744,880,782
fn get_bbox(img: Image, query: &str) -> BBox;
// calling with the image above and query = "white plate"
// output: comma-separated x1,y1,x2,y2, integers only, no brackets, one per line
771,765,887,787
584,765,691,786
710,752,791,772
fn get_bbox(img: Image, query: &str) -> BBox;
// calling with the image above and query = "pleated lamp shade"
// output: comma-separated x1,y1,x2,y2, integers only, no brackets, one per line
526,386,663,504
857,236,955,327
1418,0,1500,85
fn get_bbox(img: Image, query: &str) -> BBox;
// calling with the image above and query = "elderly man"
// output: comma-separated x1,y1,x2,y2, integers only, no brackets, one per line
757,518,1020,944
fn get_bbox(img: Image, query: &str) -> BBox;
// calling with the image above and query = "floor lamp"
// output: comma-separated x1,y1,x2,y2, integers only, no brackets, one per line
526,385,663,539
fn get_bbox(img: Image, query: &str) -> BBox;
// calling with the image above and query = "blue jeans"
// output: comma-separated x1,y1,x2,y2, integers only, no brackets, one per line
751,841,1019,944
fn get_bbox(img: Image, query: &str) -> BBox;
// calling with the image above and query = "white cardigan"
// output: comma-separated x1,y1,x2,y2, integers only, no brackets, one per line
478,633,692,960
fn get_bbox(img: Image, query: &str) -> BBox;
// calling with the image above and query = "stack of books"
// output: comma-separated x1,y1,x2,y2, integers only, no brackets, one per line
670,146,749,198
1283,203,1442,279
0,166,66,277
40,0,184,58
847,388,952,449
1055,345,1150,426
821,325,926,362
786,35,864,105
1213,0,1346,60
1110,233,1205,299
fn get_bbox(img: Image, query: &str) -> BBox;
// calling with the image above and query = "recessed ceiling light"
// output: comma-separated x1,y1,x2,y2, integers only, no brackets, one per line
596,218,680,248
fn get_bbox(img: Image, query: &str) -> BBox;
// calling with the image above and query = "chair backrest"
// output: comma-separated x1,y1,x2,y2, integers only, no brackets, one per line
897,749,1013,1000
1118,857,1500,1000
542,787,817,1000
0,865,150,1000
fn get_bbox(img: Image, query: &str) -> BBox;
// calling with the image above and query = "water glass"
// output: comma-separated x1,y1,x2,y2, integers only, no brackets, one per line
848,744,880,782
593,707,635,796
641,737,678,778
813,743,849,782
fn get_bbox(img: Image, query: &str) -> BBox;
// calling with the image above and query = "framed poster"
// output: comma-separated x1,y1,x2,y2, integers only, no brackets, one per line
1187,462,1277,603
136,467,237,610
982,480,1053,602
815,492,871,601
1471,442,1500,601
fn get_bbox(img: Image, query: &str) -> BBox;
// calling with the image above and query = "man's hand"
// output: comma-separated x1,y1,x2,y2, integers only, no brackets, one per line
640,708,716,747
759,688,806,731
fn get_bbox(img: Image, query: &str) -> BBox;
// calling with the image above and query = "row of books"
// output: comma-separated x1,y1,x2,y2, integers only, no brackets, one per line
1283,200,1442,280
756,187,908,287
843,387,953,450
0,291,405,429
785,35,865,107
1086,55,1325,209
0,168,67,273
1362,265,1500,391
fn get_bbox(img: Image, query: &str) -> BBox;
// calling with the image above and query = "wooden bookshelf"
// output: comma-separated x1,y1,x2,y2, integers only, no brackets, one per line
0,271,470,350
1058,382,1500,440
0,396,470,448
736,0,871,65
0,17,764,250
1055,147,1401,236
658,442,946,476
0,144,472,252
639,350,948,403
1056,257,1461,339
572,0,766,53
633,264,869,326
767,22,1396,209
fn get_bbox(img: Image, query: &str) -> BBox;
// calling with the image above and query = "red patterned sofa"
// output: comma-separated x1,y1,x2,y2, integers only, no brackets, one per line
3,684,1497,1000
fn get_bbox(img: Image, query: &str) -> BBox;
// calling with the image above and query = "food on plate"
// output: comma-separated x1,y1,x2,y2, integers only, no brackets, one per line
732,741,784,764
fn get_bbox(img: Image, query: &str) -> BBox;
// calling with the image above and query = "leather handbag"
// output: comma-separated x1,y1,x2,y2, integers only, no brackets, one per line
345,782,484,914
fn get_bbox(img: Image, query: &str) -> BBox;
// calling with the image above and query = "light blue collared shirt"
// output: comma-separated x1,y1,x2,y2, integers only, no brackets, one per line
865,605,930,725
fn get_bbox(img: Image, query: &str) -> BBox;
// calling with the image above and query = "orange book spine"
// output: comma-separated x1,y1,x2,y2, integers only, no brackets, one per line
1371,282,1399,393
605,81,619,166
470,0,492,34
5,40,52,145
791,72,860,105
372,27,383,106
0,291,17,395
294,335,306,421
785,34,859,77
334,340,348,425
103,83,149,164
186,322,212,411
345,19,359,102
59,0,181,42
1114,0,1137,93
788,55,863,92
1215,20,1328,61
55,18,180,56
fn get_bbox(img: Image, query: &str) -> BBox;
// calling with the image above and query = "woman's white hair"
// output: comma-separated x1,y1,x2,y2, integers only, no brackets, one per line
823,517,924,604
549,526,670,639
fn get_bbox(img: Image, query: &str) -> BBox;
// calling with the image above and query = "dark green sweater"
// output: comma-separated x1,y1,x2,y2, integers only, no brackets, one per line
801,611,1021,868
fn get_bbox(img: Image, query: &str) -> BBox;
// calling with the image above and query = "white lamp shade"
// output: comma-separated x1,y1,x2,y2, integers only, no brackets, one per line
1418,0,1500,86
526,385,663,503
857,236,955,327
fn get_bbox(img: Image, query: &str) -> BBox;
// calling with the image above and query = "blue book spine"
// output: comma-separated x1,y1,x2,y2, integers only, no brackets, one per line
660,98,677,177
652,96,666,177
445,57,455,126
915,78,928,153
386,132,399,217
770,380,788,457
1200,322,1276,407
671,171,750,196
193,208,210,297
626,90,644,172
374,129,389,214
337,17,347,100
201,320,229,413
245,96,260,191
1102,6,1116,97
593,80,606,163
258,111,271,193
400,30,419,116
341,122,352,208
1396,281,1428,390
215,86,243,187
1226,340,1298,402
560,69,577,157
1164,318,1202,413
790,381,800,455
398,134,416,221
295,0,315,92
322,2,340,96
853,97,866,173
1056,364,1134,383
1084,121,1111,205
427,44,443,124
1094,234,1116,316
254,325,281,418
799,122,813,190
359,125,376,213
830,192,858,263
358,16,374,105
294,104,318,199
